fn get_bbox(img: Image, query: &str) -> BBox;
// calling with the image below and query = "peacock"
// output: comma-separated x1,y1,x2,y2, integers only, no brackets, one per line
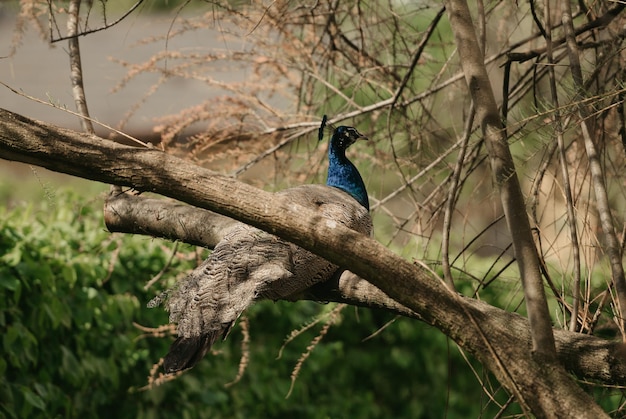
151,116,372,373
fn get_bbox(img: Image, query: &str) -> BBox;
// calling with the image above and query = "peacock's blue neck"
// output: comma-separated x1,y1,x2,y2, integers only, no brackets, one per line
327,141,369,210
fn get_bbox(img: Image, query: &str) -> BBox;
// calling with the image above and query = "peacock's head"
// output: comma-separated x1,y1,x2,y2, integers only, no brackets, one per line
318,115,368,151
331,126,368,150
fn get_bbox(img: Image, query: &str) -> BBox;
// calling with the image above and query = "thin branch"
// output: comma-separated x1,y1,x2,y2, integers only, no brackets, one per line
442,103,475,289
371,134,467,210
66,0,94,134
0,82,147,147
561,0,626,337
51,0,145,43
144,241,180,290
543,0,582,333
390,6,445,106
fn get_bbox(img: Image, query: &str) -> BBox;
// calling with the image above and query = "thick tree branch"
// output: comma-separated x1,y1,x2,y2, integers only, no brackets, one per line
104,192,238,248
103,189,626,386
0,108,623,417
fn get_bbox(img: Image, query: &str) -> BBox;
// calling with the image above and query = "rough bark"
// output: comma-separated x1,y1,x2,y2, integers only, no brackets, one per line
1,108,624,417
105,193,239,247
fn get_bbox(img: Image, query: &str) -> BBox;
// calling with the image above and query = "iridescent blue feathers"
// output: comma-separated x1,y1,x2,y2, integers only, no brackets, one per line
319,115,369,210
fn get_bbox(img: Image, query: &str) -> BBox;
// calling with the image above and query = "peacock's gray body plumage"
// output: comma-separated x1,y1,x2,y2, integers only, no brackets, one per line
153,118,371,373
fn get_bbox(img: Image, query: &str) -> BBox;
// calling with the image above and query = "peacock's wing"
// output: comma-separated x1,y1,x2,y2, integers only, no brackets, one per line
162,224,293,372
157,184,371,372
260,185,372,300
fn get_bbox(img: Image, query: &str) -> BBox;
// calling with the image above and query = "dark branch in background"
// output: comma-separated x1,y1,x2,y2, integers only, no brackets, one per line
542,0,582,333
501,61,511,127
529,0,547,39
619,89,626,155
390,6,445,107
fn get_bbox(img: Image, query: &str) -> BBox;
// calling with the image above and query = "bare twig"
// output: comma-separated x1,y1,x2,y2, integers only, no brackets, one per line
561,0,626,337
0,81,146,147
50,0,145,43
543,1,582,333
224,316,250,387
144,242,180,290
442,103,475,289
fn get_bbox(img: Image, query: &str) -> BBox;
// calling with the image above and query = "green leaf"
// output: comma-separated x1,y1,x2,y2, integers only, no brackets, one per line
60,346,83,386
1,243,23,267
61,265,77,288
21,386,45,411
0,274,20,291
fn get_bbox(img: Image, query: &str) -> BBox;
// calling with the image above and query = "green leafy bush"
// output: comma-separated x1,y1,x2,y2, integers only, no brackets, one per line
0,189,515,418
